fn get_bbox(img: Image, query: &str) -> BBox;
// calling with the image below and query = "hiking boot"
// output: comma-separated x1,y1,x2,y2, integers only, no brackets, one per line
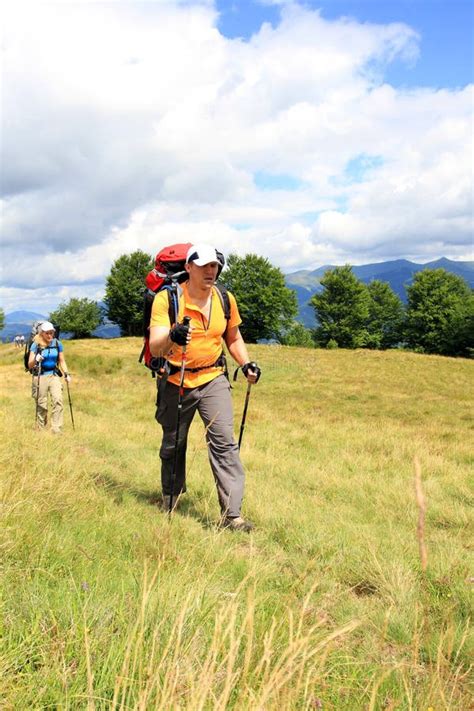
220,516,254,533
161,495,179,512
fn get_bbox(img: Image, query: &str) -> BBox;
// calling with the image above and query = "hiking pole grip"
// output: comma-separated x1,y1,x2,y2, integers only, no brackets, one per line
169,315,191,516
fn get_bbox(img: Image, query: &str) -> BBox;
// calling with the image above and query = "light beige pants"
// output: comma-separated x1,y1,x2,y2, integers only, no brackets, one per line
31,374,64,433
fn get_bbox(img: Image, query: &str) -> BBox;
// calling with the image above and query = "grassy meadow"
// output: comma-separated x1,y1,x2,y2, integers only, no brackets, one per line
0,338,473,710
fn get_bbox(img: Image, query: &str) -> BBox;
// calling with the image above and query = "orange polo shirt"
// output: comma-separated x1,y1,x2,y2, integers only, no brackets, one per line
150,283,241,388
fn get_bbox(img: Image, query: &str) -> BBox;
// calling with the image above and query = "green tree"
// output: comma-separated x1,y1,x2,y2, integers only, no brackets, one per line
366,280,405,349
220,254,298,343
280,322,315,348
311,265,371,348
104,251,153,336
405,269,474,356
49,298,103,339
0,307,4,332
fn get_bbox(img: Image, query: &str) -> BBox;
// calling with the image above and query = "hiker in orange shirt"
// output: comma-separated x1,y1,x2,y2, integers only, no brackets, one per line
149,243,261,532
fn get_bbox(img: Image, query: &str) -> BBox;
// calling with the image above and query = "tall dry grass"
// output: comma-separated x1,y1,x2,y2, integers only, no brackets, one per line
1,339,472,709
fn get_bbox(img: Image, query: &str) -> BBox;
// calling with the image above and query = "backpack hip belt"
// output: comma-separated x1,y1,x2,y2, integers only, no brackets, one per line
165,351,227,377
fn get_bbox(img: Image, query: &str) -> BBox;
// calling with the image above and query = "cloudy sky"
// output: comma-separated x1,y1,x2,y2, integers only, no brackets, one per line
1,0,473,313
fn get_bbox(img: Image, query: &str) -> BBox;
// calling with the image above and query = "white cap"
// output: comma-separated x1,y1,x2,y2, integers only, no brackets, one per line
186,243,220,266
39,321,55,332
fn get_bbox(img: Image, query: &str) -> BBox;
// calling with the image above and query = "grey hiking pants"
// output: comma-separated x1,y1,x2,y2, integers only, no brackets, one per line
156,374,245,517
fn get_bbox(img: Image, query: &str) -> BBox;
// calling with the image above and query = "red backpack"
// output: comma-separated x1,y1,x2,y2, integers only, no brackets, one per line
139,243,231,376
139,243,191,375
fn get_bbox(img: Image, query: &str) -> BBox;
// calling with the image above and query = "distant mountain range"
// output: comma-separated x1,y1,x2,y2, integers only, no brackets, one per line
1,309,121,341
285,257,474,326
1,257,472,340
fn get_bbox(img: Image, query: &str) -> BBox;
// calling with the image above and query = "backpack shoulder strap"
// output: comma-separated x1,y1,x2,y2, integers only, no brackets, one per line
24,339,32,371
166,283,183,326
213,283,231,339
214,283,231,322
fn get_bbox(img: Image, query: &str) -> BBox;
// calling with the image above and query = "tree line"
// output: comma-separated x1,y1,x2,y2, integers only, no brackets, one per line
310,264,473,357
33,251,473,358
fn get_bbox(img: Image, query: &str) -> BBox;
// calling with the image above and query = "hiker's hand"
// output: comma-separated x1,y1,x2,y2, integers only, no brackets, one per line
35,353,44,363
242,362,261,383
169,321,191,346
65,373,72,383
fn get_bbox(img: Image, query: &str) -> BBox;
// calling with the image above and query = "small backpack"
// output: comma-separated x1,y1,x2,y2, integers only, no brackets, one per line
139,243,231,376
24,321,60,373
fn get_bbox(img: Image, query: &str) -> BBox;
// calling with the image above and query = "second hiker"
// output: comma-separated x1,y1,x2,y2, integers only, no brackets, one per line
28,321,71,434
149,243,261,531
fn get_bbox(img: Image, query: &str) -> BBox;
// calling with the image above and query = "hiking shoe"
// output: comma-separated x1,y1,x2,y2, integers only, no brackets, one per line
221,516,254,533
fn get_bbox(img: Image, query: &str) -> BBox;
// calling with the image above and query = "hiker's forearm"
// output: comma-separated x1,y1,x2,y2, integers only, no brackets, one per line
149,326,172,357
59,353,68,373
226,329,250,366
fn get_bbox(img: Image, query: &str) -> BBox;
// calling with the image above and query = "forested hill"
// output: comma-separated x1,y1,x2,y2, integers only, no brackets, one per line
285,257,474,327
2,257,473,339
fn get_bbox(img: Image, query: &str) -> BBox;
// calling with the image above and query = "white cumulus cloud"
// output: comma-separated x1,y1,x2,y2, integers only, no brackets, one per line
0,0,472,312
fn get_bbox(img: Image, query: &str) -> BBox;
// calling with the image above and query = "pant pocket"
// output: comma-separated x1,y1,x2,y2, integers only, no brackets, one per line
155,392,168,425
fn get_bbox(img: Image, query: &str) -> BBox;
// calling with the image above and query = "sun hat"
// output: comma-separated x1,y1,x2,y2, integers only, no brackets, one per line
186,243,223,267
39,321,55,332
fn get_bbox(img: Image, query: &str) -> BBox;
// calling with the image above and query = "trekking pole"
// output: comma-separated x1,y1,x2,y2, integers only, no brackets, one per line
34,357,42,430
169,316,191,516
238,381,252,449
65,377,75,431
233,365,256,449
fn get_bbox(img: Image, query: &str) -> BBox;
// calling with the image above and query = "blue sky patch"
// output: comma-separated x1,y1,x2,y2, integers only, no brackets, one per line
299,198,348,224
216,0,280,40
254,171,306,191
334,195,349,213
330,154,384,187
216,0,473,90
345,154,384,183
299,211,321,225
231,223,252,231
